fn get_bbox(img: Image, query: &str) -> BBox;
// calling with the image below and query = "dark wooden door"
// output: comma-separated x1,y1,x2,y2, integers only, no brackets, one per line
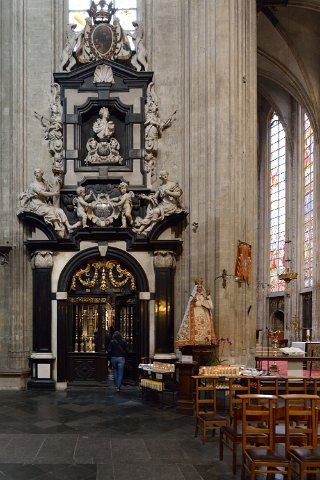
115,295,139,382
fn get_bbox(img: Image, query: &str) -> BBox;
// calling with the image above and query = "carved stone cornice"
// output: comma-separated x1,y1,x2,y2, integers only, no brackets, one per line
31,251,53,269
153,250,176,269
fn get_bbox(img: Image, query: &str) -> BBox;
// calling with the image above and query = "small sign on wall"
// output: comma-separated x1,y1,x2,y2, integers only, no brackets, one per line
181,355,193,363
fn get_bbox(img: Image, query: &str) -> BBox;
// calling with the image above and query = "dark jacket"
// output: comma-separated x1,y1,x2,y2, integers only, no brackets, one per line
108,338,127,358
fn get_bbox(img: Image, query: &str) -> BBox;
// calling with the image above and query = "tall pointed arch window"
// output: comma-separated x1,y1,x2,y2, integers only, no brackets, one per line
269,113,286,292
303,114,314,288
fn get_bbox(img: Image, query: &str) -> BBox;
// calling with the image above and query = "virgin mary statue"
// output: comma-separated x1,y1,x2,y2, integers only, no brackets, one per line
175,280,215,347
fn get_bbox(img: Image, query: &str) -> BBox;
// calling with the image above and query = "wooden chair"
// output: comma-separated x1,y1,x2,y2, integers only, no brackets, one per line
280,394,320,479
220,402,270,475
239,394,291,480
228,376,252,420
255,376,280,398
284,376,308,395
219,406,243,475
310,376,320,396
193,375,228,445
218,376,252,475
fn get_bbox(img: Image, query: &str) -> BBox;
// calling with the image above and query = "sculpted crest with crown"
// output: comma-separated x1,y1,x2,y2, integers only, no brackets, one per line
74,0,132,64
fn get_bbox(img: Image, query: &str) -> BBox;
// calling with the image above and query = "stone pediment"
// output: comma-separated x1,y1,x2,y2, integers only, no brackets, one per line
54,60,153,92
18,210,186,255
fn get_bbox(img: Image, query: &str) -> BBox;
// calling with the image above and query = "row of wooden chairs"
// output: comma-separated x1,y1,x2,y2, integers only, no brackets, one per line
193,375,320,478
238,393,320,479
193,375,320,445
229,375,320,414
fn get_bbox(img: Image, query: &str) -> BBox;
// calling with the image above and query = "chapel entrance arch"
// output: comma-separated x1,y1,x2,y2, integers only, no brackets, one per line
56,247,149,385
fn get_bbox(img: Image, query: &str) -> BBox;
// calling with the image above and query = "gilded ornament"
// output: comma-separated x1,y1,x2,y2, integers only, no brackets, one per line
70,259,136,292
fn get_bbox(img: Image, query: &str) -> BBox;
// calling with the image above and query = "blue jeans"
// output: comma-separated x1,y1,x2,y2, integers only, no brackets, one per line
111,356,125,388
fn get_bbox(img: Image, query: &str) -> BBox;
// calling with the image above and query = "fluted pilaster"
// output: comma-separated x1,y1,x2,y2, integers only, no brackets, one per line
146,0,257,362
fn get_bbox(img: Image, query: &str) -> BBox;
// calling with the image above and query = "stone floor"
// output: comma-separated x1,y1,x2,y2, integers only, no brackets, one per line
0,380,299,480
0,380,248,480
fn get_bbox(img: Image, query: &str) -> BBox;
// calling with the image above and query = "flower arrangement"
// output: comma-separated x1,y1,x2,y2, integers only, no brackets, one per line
205,336,233,365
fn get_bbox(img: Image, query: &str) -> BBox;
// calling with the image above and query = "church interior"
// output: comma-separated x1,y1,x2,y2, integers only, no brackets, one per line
1,0,320,386
1,0,320,478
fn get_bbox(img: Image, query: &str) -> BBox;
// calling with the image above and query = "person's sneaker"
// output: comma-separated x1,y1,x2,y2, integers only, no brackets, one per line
117,388,121,392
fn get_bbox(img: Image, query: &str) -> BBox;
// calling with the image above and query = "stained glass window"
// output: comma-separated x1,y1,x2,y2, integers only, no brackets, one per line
68,0,137,37
269,113,286,292
303,114,314,288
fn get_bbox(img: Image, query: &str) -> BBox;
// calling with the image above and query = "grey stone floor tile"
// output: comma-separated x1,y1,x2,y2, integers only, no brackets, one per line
144,438,189,460
0,436,45,462
0,463,45,480
177,464,210,480
112,462,185,480
110,438,150,461
65,415,107,428
35,435,78,461
74,436,112,463
0,387,248,478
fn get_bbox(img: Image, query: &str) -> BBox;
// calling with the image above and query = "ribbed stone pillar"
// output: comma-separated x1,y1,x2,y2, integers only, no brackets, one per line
0,0,31,374
146,0,257,363
0,0,66,382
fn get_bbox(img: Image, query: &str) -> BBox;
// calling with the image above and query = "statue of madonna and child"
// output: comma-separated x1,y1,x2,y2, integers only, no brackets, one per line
175,279,222,367
175,280,216,350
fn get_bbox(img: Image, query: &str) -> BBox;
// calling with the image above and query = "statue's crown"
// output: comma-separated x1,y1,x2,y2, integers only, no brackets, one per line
194,277,203,285
88,1,116,24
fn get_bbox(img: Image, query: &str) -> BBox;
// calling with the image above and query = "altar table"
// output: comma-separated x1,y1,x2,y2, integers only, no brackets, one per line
255,356,320,376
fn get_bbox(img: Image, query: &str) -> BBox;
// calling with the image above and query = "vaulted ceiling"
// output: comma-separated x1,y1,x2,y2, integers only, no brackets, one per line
257,0,320,136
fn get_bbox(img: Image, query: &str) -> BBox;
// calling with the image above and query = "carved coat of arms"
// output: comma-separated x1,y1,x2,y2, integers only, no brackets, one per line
88,193,120,227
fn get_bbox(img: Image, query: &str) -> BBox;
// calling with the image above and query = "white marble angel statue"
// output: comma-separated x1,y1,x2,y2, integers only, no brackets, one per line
128,22,148,71
60,24,81,72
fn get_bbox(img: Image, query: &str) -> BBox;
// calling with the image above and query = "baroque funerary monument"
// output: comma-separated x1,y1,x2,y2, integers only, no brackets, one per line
0,0,319,388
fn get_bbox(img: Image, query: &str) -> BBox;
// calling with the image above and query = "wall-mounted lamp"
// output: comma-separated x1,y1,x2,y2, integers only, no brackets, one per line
0,245,12,265
215,269,240,288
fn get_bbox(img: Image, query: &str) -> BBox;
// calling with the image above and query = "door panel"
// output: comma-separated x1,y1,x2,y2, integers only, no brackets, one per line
67,296,139,385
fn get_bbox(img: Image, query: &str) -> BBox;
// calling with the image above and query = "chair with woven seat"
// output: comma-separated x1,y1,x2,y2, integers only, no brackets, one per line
239,394,291,480
220,402,269,475
280,394,320,479
193,375,228,445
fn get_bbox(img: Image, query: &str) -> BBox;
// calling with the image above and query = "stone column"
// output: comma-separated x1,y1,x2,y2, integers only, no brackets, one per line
28,251,55,390
0,0,32,382
146,0,257,363
153,251,176,354
0,0,64,387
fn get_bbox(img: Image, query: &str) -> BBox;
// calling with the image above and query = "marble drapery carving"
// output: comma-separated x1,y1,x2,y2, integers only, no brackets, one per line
18,169,74,238
133,171,185,235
